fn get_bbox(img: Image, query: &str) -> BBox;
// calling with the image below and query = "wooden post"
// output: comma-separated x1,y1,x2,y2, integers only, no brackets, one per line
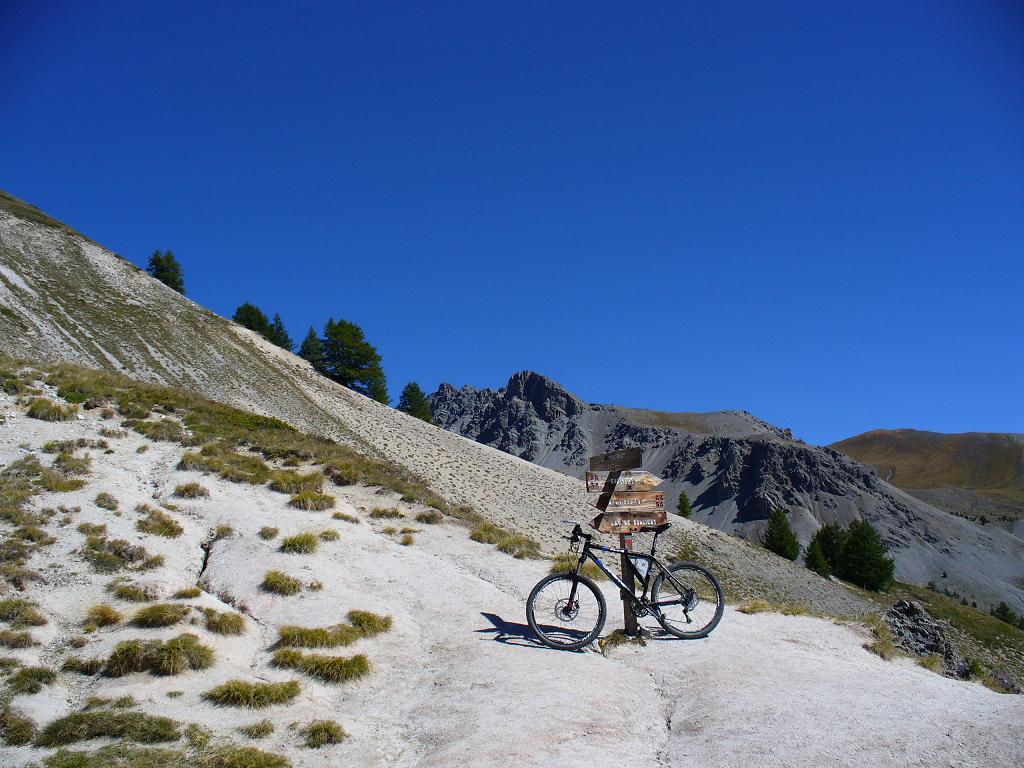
619,532,639,636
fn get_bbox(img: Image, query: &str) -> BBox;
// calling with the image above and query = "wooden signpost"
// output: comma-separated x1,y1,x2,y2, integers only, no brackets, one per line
586,448,667,637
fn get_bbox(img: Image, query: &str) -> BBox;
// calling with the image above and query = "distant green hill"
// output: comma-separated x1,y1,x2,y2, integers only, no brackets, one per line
832,429,1024,521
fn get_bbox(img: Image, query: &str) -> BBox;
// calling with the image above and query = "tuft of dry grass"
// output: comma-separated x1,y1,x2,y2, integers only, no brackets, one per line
237,719,275,739
94,492,119,511
288,491,335,511
919,654,944,673
262,570,303,596
277,610,392,648
470,521,540,559
864,622,900,660
38,469,86,492
279,532,319,554
34,709,181,746
109,582,153,602
178,443,271,485
415,511,443,524
173,482,209,499
399,534,414,546
0,598,47,627
171,586,201,599
0,630,35,648
7,665,57,694
269,470,324,495
202,679,301,708
258,526,278,540
62,656,105,675
135,504,184,538
104,634,213,677
77,522,107,536
204,608,245,635
130,603,190,628
86,603,123,627
53,451,92,476
26,398,78,422
737,600,819,617
301,719,347,748
549,553,608,581
318,529,339,542
272,649,370,684
0,703,35,745
331,512,359,523
369,507,403,520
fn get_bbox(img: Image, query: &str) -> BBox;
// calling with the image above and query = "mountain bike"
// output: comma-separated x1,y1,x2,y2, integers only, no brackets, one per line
526,521,724,650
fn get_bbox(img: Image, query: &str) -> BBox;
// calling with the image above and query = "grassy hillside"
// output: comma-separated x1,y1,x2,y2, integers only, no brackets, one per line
833,429,1024,516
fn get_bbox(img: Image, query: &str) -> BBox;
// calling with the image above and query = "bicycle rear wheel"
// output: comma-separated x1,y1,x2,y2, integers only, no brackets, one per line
526,573,606,650
651,561,724,639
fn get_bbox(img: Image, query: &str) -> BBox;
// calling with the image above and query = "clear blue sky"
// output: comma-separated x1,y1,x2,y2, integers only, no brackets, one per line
2,2,1022,444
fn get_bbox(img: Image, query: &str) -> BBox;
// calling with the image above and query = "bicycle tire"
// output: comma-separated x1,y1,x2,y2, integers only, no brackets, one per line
651,561,724,639
526,573,607,651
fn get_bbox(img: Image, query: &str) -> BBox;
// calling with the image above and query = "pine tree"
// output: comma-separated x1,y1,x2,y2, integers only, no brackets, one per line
233,302,274,339
146,250,185,294
397,382,433,423
321,318,389,404
676,490,692,519
267,313,294,351
762,507,800,561
990,602,1020,627
834,519,895,592
298,327,327,374
804,537,831,578
813,523,847,572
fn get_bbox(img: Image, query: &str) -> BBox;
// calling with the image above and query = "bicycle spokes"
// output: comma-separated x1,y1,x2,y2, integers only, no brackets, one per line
532,578,602,642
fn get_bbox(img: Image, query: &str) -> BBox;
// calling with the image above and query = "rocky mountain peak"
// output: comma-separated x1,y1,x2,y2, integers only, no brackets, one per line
501,370,585,420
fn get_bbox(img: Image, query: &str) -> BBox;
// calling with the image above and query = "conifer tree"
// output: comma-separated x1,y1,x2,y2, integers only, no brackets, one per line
298,327,327,374
397,382,433,423
321,318,389,404
233,302,274,339
676,490,692,519
762,507,800,561
804,536,831,578
813,523,847,573
267,313,294,351
147,250,185,294
834,519,894,592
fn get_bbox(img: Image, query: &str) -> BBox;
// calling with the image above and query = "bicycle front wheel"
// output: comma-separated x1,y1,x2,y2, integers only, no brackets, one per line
651,561,724,639
526,573,606,650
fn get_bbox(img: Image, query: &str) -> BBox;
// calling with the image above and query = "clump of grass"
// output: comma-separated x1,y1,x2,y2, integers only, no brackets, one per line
38,469,86,492
86,603,122,627
105,634,213,677
919,654,944,673
469,521,540,559
99,426,126,437
318,529,339,541
288,491,335,511
598,628,648,655
27,398,78,422
369,507,403,520
77,522,107,536
278,610,392,648
7,665,57,694
0,630,35,648
549,553,608,581
126,418,188,443
301,719,347,748
272,649,370,684
42,438,107,454
204,609,245,635
0,597,47,627
0,703,35,745
135,504,184,538
178,443,271,485
865,622,900,660
53,452,92,476
131,603,190,628
269,470,324,495
415,511,443,524
237,719,275,739
331,512,358,523
261,570,303,596
308,580,323,591
62,656,105,675
34,709,181,746
94,492,119,511
737,600,819,617
382,526,397,535
82,535,157,573
171,586,201,599
173,482,209,499
279,532,319,554
69,635,88,648
185,722,213,749
202,679,301,708
109,582,153,602
399,534,414,546
258,526,278,540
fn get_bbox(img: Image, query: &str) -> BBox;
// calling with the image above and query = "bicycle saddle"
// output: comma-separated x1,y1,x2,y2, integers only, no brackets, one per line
639,522,672,533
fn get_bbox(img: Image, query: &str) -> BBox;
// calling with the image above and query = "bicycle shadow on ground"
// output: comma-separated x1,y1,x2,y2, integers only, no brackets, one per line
475,612,583,652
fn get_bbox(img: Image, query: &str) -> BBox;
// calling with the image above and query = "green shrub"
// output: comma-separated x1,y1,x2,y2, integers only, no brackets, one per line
269,470,324,494
369,507,403,520
301,719,347,748
62,656,105,675
258,526,278,540
1,703,35,745
86,603,123,626
7,665,57,694
272,649,370,684
173,483,209,499
261,570,302,596
288,491,335,511
237,719,275,739
202,679,300,708
279,532,319,554
131,604,190,628
171,586,201,599
204,609,245,635
94,492,119,511
762,508,800,561
35,710,181,746
415,510,443,524
27,398,78,422
0,597,47,627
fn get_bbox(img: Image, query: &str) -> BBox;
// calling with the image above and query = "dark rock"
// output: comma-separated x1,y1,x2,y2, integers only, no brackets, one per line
885,600,967,677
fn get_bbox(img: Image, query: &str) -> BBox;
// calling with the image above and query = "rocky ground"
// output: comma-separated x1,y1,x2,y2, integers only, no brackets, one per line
1,389,1023,767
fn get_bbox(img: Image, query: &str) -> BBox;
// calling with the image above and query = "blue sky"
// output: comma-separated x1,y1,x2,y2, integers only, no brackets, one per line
2,2,1022,444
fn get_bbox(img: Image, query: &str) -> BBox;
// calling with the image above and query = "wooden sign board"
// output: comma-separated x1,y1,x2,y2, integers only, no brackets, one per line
592,490,665,512
590,509,668,534
586,470,662,493
589,447,643,472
